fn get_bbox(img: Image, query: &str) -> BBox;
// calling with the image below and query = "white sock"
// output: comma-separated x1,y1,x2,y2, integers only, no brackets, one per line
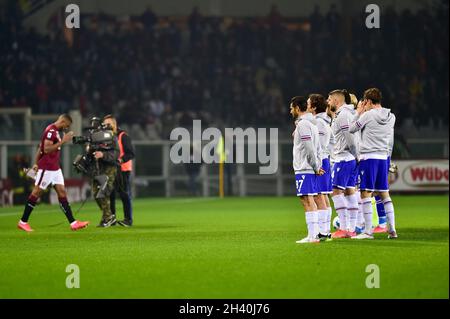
344,211,350,231
313,212,319,238
345,193,358,232
356,191,364,228
383,197,396,232
332,194,347,231
362,197,373,234
326,206,332,234
318,210,328,234
305,211,319,239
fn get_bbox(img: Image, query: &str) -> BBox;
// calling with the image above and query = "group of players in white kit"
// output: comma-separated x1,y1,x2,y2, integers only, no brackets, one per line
291,87,397,244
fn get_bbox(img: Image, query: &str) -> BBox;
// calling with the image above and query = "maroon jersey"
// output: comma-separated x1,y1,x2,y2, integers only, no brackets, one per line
37,124,61,170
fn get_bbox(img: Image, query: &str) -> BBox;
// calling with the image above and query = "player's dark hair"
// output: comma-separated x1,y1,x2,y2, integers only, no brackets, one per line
342,89,351,104
309,94,328,114
60,113,72,123
363,88,382,104
290,96,308,112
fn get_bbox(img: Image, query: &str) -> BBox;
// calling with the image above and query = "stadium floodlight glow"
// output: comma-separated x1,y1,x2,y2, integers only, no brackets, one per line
170,120,278,174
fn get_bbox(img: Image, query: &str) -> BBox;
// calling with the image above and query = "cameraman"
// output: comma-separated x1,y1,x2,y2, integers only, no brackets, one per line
103,115,135,227
87,117,120,227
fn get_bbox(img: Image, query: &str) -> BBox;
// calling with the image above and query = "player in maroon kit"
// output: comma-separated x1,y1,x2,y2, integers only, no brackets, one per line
17,114,89,232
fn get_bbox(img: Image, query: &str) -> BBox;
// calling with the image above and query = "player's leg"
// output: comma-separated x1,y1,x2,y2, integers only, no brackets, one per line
379,191,397,238
324,195,333,234
344,187,358,236
315,159,331,238
376,159,397,239
331,161,350,238
355,189,365,234
297,195,320,243
374,156,390,232
53,184,88,230
295,174,319,244
320,158,333,236
354,189,374,239
352,159,376,239
53,170,89,230
354,164,365,234
54,185,75,223
18,184,43,232
373,194,387,233
314,194,329,239
343,160,359,235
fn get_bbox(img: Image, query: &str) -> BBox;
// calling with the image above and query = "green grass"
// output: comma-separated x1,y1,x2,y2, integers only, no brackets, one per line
0,195,448,299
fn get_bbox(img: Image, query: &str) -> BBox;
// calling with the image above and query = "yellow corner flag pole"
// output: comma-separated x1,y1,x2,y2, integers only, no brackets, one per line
217,136,225,198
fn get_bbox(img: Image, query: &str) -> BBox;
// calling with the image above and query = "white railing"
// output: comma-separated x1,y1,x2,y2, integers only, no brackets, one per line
0,138,448,198
0,107,82,141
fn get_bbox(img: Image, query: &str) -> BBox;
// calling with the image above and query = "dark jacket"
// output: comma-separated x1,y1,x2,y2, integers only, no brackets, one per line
96,136,120,170
117,129,135,164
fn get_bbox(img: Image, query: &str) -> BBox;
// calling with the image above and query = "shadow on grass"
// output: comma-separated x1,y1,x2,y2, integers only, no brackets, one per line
328,227,449,248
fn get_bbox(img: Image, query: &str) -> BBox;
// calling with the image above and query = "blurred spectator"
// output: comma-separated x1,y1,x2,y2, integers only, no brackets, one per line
141,6,157,30
188,6,203,47
35,76,49,114
309,5,323,35
0,2,448,140
267,4,282,29
326,4,340,36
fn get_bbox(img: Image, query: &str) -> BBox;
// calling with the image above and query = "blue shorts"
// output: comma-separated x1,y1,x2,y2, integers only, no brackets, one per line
317,158,332,194
332,160,358,190
295,173,318,196
359,158,389,192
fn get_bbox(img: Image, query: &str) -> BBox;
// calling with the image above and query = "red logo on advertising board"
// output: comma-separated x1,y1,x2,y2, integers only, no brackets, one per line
403,161,449,187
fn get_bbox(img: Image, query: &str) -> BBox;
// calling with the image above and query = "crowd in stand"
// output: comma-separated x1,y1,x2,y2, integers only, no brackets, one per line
0,1,448,139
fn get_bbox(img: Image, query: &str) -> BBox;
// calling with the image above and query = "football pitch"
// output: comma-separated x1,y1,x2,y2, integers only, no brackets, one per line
0,195,448,299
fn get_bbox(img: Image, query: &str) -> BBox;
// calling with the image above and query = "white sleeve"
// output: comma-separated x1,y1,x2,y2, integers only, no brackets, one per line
339,113,358,159
298,124,319,172
349,112,368,133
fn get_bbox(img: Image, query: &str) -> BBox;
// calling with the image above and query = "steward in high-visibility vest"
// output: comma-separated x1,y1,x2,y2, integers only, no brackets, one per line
103,115,135,227
118,130,134,172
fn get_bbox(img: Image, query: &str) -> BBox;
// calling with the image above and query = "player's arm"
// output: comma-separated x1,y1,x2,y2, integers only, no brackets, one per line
327,131,335,155
298,124,321,174
349,100,368,133
349,112,368,134
337,114,358,159
388,113,396,157
43,131,73,154
32,145,41,170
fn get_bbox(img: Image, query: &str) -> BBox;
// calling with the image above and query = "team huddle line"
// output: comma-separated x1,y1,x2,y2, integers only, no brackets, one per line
291,88,397,243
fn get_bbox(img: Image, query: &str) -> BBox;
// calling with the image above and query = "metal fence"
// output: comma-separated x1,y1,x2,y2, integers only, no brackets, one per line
1,138,448,198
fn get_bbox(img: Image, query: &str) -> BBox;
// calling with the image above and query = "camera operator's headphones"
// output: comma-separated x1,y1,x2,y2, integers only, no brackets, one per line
89,117,102,129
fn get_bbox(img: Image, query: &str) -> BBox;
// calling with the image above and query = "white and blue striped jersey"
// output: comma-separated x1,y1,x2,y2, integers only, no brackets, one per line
315,112,333,160
293,113,321,174
349,107,396,160
331,104,358,162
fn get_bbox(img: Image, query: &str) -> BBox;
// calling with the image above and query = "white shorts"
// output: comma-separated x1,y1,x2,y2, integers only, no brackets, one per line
35,169,65,190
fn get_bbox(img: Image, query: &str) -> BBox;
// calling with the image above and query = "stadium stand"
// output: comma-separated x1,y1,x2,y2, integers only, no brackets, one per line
0,1,448,141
